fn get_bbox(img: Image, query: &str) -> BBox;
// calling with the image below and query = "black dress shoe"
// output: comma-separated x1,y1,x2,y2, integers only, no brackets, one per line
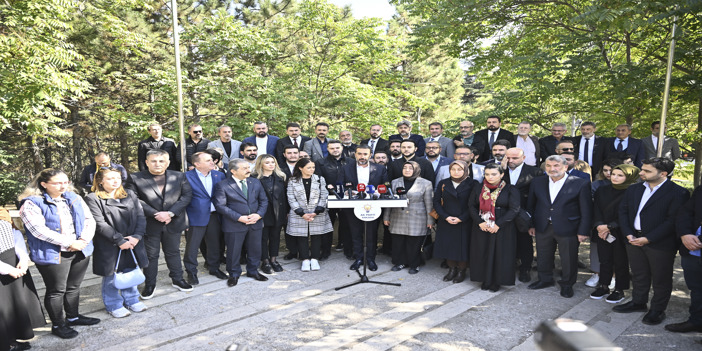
642,310,666,325
227,276,238,287
528,280,554,290
440,260,449,268
141,285,155,300
665,321,702,333
518,270,531,283
350,259,363,270
271,261,284,272
172,279,194,292
51,323,78,339
9,341,31,351
452,269,466,283
187,272,199,285
210,269,228,280
391,264,404,271
368,260,378,271
246,272,269,281
560,286,574,298
408,267,419,274
443,267,457,282
67,314,100,326
489,284,500,292
261,263,273,274
612,301,648,313
283,253,297,260
481,282,489,290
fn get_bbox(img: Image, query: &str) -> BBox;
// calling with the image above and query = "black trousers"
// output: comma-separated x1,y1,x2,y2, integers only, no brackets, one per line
144,228,184,286
681,255,702,325
535,224,579,287
516,229,533,272
627,245,675,311
261,224,283,260
184,213,221,274
345,210,379,261
596,234,630,290
296,235,322,260
328,209,348,257
224,227,262,277
392,234,423,268
285,231,298,257
35,251,90,324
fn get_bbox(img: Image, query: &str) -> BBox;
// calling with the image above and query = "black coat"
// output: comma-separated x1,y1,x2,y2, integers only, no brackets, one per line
388,155,435,185
125,170,193,234
528,175,592,237
360,138,389,156
85,190,148,277
275,136,312,165
475,128,515,162
259,174,288,227
677,185,702,256
432,178,478,261
592,184,627,241
538,135,572,164
315,155,349,189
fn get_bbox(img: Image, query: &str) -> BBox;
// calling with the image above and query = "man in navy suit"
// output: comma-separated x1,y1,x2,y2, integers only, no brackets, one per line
184,152,228,285
527,155,592,298
474,115,515,162
388,120,426,157
614,157,690,325
242,121,279,159
606,124,646,167
213,159,269,287
339,145,389,271
422,140,452,175
361,124,389,158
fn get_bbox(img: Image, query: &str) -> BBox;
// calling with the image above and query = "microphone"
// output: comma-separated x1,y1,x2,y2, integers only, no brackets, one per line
327,184,342,200
356,183,367,199
384,182,394,198
344,181,353,199
395,187,406,199
378,184,388,199
336,182,344,199
366,184,377,199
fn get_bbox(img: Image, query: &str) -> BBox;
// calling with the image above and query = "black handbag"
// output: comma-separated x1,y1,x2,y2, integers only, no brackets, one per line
515,209,532,233
420,227,434,263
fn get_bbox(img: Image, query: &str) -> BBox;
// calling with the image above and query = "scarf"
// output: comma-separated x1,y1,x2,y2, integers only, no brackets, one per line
403,161,421,181
612,164,640,190
449,160,470,183
479,179,506,222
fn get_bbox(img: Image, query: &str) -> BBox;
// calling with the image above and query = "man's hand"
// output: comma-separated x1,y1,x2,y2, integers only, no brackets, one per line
628,235,650,246
577,235,589,243
238,216,250,224
384,220,390,226
681,234,702,251
154,211,171,223
119,241,134,250
528,228,536,237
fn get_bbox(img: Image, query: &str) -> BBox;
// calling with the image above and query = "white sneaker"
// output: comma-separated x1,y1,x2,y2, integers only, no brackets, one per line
301,260,311,272
108,307,131,318
310,259,320,271
608,278,616,290
585,273,599,288
127,302,148,313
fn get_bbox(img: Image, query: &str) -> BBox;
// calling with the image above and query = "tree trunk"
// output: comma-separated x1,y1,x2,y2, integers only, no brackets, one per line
119,119,131,172
694,96,702,188
30,136,43,174
71,106,83,183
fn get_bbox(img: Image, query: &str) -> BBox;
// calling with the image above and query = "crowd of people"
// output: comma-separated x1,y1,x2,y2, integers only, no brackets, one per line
2,117,701,351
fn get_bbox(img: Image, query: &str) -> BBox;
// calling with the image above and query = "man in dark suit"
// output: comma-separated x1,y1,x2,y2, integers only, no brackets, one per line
126,149,193,298
453,120,487,162
79,151,128,193
614,157,690,325
571,121,606,175
360,124,389,158
339,145,389,271
303,122,331,162
667,184,702,333
605,124,646,167
137,123,179,171
242,121,279,158
183,152,228,285
212,158,269,287
425,122,455,158
388,140,435,185
642,122,681,161
474,115,515,162
422,140,452,175
527,155,592,298
539,122,570,164
314,140,350,258
504,148,544,282
275,122,311,165
388,120,426,157
177,123,211,170
479,139,510,166
339,130,357,159
280,144,300,260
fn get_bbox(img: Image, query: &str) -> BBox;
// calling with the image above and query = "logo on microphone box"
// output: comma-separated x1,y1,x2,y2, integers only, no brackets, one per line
354,202,382,221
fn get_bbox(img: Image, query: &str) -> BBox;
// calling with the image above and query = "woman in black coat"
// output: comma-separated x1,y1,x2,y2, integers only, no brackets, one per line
252,154,289,273
433,160,477,283
590,164,640,303
85,168,148,319
468,163,520,292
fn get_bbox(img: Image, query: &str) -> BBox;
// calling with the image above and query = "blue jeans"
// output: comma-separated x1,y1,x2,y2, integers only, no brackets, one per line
101,274,140,312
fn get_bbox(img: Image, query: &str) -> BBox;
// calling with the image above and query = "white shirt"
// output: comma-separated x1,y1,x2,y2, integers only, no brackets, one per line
508,163,524,185
197,169,215,211
357,164,370,185
429,156,442,171
651,134,659,151
614,136,629,150
488,129,501,143
256,135,268,155
548,175,568,204
634,179,667,231
289,136,302,147
578,135,595,166
428,135,443,142
286,163,296,174
233,177,247,192
515,136,537,166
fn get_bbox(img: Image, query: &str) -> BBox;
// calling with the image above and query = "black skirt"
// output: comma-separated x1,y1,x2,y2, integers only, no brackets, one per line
0,248,45,349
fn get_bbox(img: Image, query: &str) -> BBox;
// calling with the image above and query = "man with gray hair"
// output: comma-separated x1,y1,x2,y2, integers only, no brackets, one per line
388,120,426,157
539,122,570,163
513,121,540,166
527,154,592,298
208,125,241,171
605,123,646,167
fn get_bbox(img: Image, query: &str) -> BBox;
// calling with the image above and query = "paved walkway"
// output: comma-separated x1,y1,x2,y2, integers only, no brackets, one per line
23,242,701,350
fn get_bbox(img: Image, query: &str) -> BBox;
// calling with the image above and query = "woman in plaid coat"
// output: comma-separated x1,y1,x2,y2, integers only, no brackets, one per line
286,158,333,272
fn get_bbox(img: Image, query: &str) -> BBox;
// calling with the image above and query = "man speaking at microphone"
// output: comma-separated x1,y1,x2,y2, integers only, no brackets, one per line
339,145,389,271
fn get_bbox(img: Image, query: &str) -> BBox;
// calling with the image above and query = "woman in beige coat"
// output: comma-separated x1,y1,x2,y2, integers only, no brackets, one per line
384,161,434,274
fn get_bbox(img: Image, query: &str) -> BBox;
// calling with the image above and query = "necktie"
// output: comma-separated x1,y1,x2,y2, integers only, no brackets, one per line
430,138,435,142
240,180,248,199
293,138,298,147
370,139,376,154
617,139,623,151
489,132,495,148
583,138,590,164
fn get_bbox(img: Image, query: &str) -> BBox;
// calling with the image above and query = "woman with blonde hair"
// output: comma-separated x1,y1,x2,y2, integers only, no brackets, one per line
85,168,148,318
252,154,288,273
18,169,98,339
574,160,593,182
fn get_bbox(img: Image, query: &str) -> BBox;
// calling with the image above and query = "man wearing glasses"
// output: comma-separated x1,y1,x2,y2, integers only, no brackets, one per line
178,124,211,171
539,122,571,163
422,140,452,175
555,140,590,181
435,145,485,185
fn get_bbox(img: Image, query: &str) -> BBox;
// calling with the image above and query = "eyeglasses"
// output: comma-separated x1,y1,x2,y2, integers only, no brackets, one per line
560,148,574,151
192,130,203,134
426,146,440,150
459,126,473,129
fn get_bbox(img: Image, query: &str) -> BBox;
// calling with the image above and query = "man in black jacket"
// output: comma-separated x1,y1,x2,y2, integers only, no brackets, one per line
275,122,311,165
177,123,211,170
474,115,514,162
388,140,434,185
314,140,350,258
137,123,179,171
388,120,426,157
614,157,690,325
360,124,389,158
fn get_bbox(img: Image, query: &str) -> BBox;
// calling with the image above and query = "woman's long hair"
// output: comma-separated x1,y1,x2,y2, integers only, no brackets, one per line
252,154,287,181
290,158,313,182
17,168,73,201
91,168,128,199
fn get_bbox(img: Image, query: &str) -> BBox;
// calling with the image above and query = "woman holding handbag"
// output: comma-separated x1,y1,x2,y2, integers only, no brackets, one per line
85,168,149,318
